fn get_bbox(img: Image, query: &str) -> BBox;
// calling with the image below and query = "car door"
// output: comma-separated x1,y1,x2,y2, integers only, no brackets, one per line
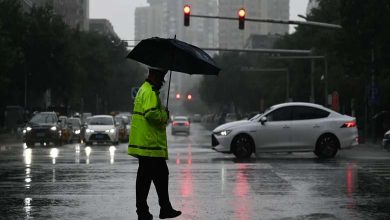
254,106,293,151
289,106,330,150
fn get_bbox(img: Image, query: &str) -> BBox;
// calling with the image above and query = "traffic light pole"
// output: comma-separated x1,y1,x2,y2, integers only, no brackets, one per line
190,14,342,29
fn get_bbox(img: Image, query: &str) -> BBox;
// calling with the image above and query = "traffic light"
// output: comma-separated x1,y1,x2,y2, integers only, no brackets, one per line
187,94,192,100
183,5,191,26
175,93,181,100
238,8,245,30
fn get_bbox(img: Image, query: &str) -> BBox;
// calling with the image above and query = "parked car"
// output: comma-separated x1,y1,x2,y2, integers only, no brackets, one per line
383,130,390,151
22,112,62,147
212,102,359,159
191,114,202,122
171,116,190,135
84,115,119,145
68,117,82,143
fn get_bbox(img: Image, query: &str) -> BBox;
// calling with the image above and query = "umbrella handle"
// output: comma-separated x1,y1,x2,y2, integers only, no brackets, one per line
166,70,172,110
165,35,177,111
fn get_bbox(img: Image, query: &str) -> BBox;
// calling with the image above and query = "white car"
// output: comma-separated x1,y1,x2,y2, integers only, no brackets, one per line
212,102,359,159
171,116,190,135
84,115,119,145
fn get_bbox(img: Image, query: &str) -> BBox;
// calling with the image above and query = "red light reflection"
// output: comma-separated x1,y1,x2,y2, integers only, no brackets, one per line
346,163,357,209
233,164,250,220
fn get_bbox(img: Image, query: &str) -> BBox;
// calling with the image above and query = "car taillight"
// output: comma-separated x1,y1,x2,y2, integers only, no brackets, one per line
341,121,356,128
184,121,190,126
172,122,178,126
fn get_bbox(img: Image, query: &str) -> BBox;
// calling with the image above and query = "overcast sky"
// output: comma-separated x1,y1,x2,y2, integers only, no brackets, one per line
89,0,309,40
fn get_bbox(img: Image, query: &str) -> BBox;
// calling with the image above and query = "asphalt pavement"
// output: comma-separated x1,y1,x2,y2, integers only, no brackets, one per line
1,125,390,220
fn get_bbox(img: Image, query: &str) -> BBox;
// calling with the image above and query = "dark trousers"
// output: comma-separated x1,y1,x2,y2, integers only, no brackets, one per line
136,156,172,215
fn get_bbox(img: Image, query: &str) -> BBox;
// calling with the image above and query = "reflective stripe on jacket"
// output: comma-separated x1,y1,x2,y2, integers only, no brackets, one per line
128,81,169,159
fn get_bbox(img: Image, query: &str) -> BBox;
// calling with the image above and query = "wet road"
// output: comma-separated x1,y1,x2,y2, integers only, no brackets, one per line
1,123,390,220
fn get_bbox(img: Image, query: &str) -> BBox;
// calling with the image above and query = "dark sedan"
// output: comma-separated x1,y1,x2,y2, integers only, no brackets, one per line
23,112,62,147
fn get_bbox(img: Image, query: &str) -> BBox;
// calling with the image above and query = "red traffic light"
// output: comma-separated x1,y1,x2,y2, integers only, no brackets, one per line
187,94,192,100
184,5,191,26
238,8,245,30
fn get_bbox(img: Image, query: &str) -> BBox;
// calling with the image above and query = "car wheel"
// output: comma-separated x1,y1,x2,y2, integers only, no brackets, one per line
232,134,254,159
315,134,339,159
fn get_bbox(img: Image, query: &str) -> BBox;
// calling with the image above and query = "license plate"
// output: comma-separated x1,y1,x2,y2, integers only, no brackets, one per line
36,133,45,137
95,134,103,139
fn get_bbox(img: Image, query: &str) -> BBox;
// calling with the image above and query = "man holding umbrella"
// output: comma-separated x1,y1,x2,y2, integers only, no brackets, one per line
128,67,181,220
127,37,220,219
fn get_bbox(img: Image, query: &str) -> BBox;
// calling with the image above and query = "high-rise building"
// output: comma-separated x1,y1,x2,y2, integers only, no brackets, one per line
134,0,163,41
219,0,289,49
135,0,218,49
30,0,89,31
134,0,219,111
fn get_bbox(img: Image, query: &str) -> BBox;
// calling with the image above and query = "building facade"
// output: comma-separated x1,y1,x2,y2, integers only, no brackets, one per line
134,0,219,111
219,0,289,49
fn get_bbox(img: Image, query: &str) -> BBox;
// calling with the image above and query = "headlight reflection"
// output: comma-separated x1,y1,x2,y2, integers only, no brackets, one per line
109,146,116,164
24,197,32,219
85,146,91,164
23,148,32,189
50,148,59,165
75,144,80,164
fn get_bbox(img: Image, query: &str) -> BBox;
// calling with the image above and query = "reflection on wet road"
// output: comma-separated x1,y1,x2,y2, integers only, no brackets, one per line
1,123,390,219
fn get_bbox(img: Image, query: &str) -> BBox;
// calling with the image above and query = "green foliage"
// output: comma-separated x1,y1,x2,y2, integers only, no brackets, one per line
0,0,144,116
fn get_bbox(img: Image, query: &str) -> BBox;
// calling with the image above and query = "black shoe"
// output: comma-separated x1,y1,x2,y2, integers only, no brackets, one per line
159,209,181,219
138,212,153,220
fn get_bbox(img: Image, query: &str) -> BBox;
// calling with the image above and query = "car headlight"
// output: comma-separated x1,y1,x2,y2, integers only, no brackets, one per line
75,129,80,134
23,127,32,133
106,128,115,133
50,126,57,131
86,128,94,133
214,130,231,136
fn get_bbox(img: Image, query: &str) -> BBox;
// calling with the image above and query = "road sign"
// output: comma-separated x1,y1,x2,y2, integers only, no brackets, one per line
131,87,140,100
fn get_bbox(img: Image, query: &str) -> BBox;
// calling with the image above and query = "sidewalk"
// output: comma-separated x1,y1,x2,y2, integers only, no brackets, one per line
343,142,390,159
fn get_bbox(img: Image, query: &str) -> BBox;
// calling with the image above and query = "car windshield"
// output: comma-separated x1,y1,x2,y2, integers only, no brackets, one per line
174,117,188,121
68,118,80,127
30,114,57,124
249,113,263,121
89,117,113,125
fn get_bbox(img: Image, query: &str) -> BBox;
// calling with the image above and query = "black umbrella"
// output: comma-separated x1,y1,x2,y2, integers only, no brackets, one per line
127,37,221,107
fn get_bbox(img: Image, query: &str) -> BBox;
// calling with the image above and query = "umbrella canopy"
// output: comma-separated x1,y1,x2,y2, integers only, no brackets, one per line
127,37,220,76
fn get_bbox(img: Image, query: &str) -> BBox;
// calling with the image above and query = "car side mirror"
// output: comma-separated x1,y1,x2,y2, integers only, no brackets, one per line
260,117,267,125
